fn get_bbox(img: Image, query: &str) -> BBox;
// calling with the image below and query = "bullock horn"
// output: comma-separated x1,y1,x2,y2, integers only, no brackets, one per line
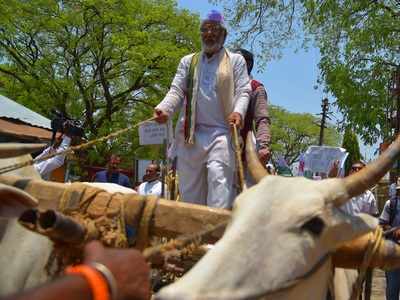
333,232,400,269
0,143,47,158
340,136,400,204
0,184,38,218
38,210,87,244
245,133,268,183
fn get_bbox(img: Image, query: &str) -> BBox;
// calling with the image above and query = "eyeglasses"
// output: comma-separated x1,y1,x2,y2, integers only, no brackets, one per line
200,25,222,34
351,166,363,172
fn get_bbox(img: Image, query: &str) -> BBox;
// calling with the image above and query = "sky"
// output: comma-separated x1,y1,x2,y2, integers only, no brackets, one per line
176,0,377,159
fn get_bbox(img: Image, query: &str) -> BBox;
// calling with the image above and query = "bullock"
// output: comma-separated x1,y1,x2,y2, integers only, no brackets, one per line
155,134,400,300
0,147,137,295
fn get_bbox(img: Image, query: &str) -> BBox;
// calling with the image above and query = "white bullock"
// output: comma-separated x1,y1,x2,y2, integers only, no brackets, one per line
0,149,136,296
155,134,400,300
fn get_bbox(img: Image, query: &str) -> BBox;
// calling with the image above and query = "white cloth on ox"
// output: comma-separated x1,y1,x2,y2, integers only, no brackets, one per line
177,126,235,209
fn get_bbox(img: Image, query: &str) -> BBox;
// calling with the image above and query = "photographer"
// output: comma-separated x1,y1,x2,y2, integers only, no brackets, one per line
34,133,71,180
34,111,84,180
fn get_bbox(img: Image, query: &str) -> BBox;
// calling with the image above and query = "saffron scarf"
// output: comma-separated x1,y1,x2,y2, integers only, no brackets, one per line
184,49,234,145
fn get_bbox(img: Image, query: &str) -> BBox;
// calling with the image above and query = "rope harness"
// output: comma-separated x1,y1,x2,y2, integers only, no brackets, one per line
0,117,156,175
350,227,383,300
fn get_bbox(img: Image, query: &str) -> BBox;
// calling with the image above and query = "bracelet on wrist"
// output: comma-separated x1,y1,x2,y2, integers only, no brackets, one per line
65,263,117,300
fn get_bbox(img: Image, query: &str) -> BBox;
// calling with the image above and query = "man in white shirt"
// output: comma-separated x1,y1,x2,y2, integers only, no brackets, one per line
34,134,71,180
340,161,379,216
153,10,251,209
137,164,163,197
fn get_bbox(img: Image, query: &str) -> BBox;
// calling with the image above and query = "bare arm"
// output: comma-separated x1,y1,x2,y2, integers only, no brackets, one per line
2,276,92,300
1,241,150,300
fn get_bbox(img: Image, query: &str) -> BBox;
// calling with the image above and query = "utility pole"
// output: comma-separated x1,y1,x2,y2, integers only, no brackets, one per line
393,67,400,177
318,98,329,146
394,67,400,136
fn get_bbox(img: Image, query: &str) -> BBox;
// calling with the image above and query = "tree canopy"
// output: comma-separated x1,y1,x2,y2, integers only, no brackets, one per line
341,127,362,176
0,0,201,164
214,0,400,144
270,105,340,165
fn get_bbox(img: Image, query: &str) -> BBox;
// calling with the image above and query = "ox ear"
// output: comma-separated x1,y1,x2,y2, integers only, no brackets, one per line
0,184,38,218
0,143,46,159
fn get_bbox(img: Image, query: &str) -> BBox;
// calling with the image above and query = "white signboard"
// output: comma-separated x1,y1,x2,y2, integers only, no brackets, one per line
139,121,172,145
304,146,348,177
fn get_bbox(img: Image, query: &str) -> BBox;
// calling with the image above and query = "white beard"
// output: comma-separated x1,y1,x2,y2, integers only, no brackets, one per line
201,35,225,55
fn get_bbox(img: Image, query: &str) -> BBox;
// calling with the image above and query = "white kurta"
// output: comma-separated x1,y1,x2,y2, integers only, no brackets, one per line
156,48,251,208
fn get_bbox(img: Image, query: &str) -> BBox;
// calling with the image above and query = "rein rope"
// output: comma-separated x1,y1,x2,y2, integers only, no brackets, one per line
350,227,383,300
232,124,246,192
0,117,156,175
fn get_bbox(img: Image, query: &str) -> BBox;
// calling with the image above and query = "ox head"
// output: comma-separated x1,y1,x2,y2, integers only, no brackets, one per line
156,135,400,300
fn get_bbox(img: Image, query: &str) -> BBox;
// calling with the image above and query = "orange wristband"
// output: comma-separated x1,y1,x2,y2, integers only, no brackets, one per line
65,264,110,300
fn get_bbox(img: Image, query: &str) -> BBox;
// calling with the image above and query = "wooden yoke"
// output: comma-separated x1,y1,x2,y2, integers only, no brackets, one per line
0,175,230,243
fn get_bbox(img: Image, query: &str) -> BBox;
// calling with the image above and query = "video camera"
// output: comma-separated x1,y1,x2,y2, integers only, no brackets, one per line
50,109,85,145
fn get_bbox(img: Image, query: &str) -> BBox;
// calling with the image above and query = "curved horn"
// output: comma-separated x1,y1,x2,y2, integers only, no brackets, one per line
333,232,400,269
0,143,46,158
0,184,38,218
340,136,400,204
245,132,268,183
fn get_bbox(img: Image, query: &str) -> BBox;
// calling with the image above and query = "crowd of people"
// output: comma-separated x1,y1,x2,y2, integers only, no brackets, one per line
17,8,399,300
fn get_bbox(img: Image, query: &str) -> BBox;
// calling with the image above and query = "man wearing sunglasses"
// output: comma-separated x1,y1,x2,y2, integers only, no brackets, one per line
153,10,251,209
340,161,379,216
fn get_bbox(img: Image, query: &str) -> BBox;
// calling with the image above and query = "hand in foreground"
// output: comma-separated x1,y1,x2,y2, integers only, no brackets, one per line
258,148,271,166
84,241,151,300
328,160,340,178
153,109,169,124
228,112,242,128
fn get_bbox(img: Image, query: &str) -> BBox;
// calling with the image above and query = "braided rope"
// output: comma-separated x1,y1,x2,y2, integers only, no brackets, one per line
142,220,228,261
350,227,383,300
232,124,246,192
0,117,156,175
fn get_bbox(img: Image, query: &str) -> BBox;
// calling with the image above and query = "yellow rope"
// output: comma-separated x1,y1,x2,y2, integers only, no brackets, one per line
0,117,156,175
142,220,228,261
350,227,383,300
232,124,246,192
136,196,159,251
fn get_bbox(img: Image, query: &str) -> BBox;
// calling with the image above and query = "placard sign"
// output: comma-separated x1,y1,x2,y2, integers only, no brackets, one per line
139,121,171,145
303,146,348,177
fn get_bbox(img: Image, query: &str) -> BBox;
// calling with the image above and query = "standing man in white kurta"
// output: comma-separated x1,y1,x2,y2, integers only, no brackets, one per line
153,10,251,209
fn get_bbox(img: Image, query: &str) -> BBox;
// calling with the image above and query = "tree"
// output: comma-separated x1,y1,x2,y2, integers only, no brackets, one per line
213,0,400,144
341,127,362,176
0,0,200,164
270,105,340,165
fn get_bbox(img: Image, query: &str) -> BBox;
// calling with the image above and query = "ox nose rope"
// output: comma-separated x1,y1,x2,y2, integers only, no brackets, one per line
350,227,383,300
0,117,156,175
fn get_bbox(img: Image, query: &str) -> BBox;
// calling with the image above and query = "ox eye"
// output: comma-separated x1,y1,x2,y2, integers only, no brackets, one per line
301,216,325,236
